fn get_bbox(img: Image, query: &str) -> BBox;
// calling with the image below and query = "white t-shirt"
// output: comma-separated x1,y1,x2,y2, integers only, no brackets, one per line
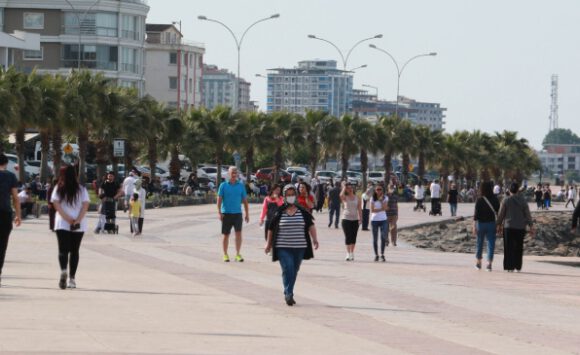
18,190,30,204
370,196,388,221
138,187,146,217
414,185,424,200
493,185,501,195
51,186,90,232
430,183,441,199
123,175,136,197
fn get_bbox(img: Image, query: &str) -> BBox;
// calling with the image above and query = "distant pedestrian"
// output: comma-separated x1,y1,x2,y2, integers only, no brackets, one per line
448,183,459,217
122,169,137,212
314,181,326,213
259,184,284,240
297,182,314,213
340,181,361,261
51,165,90,289
327,180,341,228
565,185,576,209
572,202,580,233
386,185,399,246
534,184,543,210
265,184,319,306
217,167,249,262
361,182,374,230
0,153,22,287
472,181,500,271
430,179,442,214
496,182,534,272
129,193,141,237
414,183,425,211
370,184,389,262
543,184,552,210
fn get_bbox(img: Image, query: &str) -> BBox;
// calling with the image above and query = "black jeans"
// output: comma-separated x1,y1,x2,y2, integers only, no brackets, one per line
56,230,84,278
0,211,13,275
341,219,359,245
503,228,525,271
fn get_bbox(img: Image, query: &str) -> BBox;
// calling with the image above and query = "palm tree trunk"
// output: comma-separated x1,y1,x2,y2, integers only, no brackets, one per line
418,153,425,182
341,147,349,178
273,146,282,184
124,141,133,173
52,126,63,178
360,148,368,188
78,129,89,184
169,146,180,182
148,138,157,182
15,127,26,182
39,129,50,183
309,141,318,178
95,138,109,187
215,149,223,186
402,153,410,186
383,148,393,184
245,145,254,183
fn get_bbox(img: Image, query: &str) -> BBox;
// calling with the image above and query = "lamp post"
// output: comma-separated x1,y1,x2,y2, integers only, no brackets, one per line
369,43,436,118
307,34,381,115
362,84,379,100
348,64,367,72
64,0,102,71
172,20,183,111
198,14,280,112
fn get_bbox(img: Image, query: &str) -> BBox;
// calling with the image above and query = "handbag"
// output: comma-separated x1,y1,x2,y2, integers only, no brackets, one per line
483,196,503,238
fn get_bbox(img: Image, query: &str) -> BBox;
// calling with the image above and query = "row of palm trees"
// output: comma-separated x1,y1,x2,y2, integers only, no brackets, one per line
0,68,540,190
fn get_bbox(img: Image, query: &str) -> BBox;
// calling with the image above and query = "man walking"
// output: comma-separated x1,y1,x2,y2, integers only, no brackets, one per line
565,185,576,209
0,153,21,287
217,167,249,262
327,180,341,228
430,179,442,215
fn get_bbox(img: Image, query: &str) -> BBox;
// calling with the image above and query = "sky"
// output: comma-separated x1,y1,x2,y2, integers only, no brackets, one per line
145,0,580,149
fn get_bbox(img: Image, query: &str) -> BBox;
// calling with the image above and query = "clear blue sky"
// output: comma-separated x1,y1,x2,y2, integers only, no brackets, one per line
146,0,580,149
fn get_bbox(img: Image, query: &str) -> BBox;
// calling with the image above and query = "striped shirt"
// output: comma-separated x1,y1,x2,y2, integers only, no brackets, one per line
275,209,307,248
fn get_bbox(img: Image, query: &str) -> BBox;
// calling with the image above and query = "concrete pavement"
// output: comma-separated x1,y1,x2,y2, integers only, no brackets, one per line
1,201,579,354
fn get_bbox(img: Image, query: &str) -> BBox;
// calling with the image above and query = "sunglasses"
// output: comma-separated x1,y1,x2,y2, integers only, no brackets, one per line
376,188,383,192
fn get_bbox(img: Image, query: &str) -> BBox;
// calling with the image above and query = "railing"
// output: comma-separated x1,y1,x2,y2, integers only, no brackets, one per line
62,26,118,37
121,29,140,41
119,63,140,74
61,59,118,71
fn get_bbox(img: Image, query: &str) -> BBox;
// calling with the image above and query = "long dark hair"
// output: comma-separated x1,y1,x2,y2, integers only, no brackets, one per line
56,165,81,204
479,181,494,199
373,184,385,200
268,184,281,197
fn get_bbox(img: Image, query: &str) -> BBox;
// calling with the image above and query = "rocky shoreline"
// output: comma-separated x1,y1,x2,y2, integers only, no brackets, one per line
398,211,580,257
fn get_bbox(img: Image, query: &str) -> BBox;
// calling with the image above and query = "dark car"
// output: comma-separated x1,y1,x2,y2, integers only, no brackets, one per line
255,167,291,183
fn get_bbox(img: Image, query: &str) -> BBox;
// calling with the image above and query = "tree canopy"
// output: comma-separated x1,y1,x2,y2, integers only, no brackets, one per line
542,128,580,146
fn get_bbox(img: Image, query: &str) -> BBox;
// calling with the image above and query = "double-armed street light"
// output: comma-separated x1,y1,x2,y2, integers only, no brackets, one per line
198,14,280,112
369,43,436,118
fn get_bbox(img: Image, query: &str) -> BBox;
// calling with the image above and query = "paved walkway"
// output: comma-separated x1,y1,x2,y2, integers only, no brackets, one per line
1,201,579,354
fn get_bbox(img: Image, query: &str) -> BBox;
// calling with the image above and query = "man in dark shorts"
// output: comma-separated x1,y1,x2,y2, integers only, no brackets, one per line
217,167,249,262
0,153,22,287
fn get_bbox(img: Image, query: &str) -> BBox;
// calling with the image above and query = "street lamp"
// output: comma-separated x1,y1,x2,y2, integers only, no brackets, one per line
348,64,367,72
198,14,280,112
307,34,381,115
64,0,102,71
255,73,267,78
369,43,436,118
362,84,379,99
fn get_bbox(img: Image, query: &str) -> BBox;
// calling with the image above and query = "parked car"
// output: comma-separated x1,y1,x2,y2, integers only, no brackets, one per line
367,171,386,184
315,170,338,184
5,153,32,180
198,166,229,182
138,165,170,179
286,167,312,184
256,167,292,183
335,170,363,186
394,171,424,186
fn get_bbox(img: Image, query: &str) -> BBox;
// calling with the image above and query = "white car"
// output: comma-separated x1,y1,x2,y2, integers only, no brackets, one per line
335,170,363,186
286,167,312,184
315,170,338,184
5,153,34,179
367,171,386,184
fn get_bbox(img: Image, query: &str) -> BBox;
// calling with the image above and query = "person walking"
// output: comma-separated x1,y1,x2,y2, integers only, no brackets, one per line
95,172,122,234
370,185,389,262
543,184,552,210
430,179,442,214
448,182,459,217
259,184,284,240
327,180,341,228
0,153,22,287
414,183,425,211
386,186,399,246
572,201,580,233
47,178,57,231
51,165,90,289
122,168,138,212
297,182,315,213
217,167,249,262
129,193,141,237
340,182,361,261
472,181,500,271
496,182,534,272
361,182,373,230
265,184,319,306
565,185,576,209
534,184,543,210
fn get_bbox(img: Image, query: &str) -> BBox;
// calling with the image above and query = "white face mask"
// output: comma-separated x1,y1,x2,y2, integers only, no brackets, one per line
285,196,296,204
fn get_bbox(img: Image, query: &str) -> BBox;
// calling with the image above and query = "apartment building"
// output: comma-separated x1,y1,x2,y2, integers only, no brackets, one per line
201,64,252,111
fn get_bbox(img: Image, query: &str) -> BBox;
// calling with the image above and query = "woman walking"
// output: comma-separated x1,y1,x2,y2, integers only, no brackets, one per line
51,165,90,289
297,182,315,213
448,183,459,217
259,184,284,240
386,186,399,246
472,181,500,271
0,153,21,287
265,184,319,306
340,182,361,261
496,182,534,272
370,184,389,262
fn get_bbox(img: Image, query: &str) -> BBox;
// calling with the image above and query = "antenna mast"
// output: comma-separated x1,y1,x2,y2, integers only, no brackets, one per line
549,74,559,131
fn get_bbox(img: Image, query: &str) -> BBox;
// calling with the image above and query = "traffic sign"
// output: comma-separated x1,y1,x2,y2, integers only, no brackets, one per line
113,139,125,157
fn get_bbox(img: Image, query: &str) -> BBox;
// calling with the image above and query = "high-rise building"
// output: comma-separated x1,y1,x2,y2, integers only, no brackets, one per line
266,60,353,117
145,24,204,109
0,0,149,92
201,64,252,111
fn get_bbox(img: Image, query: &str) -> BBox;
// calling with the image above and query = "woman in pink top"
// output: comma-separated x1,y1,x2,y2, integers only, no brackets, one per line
259,184,284,240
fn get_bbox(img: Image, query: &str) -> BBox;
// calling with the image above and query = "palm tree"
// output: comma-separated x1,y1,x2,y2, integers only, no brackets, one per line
378,115,398,182
350,116,375,188
234,111,268,181
37,74,65,183
412,126,441,184
394,119,415,185
138,95,170,181
303,110,331,175
0,68,19,155
268,112,305,183
337,115,360,177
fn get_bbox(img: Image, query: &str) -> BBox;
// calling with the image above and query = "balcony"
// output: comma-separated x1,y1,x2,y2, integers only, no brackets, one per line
62,59,118,71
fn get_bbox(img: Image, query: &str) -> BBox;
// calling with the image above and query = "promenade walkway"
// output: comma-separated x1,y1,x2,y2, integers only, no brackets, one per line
1,202,579,354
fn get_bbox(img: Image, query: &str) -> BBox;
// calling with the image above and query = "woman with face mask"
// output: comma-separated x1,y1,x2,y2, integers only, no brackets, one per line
265,184,319,306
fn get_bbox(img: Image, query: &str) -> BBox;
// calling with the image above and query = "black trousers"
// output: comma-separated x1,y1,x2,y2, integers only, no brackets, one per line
341,219,359,245
503,228,525,271
361,209,370,230
0,211,13,275
56,230,84,278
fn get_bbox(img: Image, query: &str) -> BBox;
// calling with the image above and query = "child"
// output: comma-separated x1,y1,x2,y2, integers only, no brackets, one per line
129,192,141,237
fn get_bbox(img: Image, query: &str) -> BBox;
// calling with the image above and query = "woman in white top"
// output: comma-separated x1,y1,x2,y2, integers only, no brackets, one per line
340,181,362,261
51,165,90,290
414,184,425,211
370,185,389,262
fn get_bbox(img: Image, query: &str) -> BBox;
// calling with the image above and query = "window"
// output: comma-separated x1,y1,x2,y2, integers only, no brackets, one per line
24,12,44,29
169,76,177,89
63,12,117,37
23,47,43,60
0,8,4,31
169,52,177,64
62,44,118,70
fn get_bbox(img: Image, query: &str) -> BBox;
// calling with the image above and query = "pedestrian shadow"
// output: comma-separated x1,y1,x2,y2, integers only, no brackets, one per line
326,305,437,314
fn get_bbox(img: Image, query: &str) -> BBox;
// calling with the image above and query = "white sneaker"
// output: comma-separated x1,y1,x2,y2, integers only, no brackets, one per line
345,253,351,261
350,253,354,261
68,278,76,289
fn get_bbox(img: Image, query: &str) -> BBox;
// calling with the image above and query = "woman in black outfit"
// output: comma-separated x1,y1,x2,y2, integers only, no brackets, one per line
0,153,22,287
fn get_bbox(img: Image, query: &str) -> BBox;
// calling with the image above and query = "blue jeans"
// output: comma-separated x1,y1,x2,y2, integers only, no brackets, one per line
329,205,340,227
449,203,457,216
277,248,306,297
371,220,389,255
476,221,497,261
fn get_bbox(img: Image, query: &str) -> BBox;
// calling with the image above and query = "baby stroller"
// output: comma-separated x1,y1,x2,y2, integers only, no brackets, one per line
102,198,119,234
429,198,442,216
414,199,426,212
